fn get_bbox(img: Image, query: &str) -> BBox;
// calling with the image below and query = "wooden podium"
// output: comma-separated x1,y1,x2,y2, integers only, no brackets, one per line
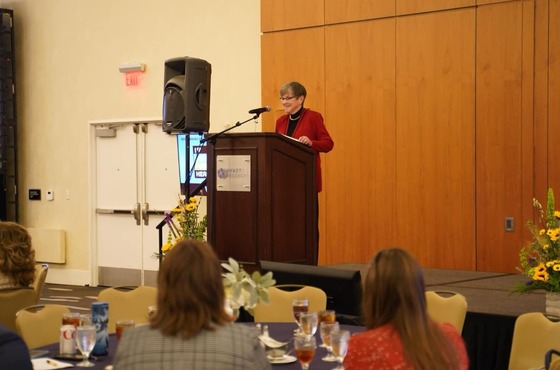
207,132,317,270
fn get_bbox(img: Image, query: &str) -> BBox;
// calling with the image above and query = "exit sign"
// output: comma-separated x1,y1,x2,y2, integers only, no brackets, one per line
125,72,141,87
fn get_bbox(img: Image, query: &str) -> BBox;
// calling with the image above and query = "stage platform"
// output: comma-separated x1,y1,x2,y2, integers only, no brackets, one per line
331,263,544,317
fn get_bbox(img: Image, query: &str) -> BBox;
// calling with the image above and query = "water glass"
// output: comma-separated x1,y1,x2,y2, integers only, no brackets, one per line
299,312,318,338
292,298,309,332
75,325,96,367
330,330,350,370
319,321,340,362
317,310,336,347
294,335,316,370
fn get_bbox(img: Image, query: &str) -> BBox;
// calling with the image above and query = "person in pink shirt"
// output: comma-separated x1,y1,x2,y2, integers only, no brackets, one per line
344,248,469,370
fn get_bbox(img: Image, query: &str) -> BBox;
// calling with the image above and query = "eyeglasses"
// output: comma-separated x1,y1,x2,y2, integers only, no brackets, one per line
279,96,297,101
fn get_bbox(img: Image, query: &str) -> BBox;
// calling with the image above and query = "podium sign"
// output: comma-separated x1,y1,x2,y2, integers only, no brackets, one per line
207,133,317,270
216,155,251,192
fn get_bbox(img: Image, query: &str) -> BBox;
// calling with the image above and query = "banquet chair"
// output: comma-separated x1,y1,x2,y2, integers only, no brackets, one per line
15,304,71,349
545,349,560,370
253,284,327,322
0,288,38,331
425,290,468,333
508,312,560,370
33,263,49,299
97,285,157,333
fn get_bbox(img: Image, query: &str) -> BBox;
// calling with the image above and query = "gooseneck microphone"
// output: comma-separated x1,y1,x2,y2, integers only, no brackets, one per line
248,106,271,114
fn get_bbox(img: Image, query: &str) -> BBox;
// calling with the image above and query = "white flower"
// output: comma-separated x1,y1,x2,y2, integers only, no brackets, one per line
222,257,275,315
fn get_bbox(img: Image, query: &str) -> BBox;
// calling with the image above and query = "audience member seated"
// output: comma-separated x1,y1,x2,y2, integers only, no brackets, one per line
113,239,270,370
344,247,469,370
0,324,33,370
0,222,36,290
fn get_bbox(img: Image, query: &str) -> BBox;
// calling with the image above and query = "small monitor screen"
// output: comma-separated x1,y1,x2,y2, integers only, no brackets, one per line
177,132,207,195
259,260,363,324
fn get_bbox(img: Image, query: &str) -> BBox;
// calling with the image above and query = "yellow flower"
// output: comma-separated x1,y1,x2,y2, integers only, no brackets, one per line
162,242,173,252
555,211,560,219
548,228,560,242
533,263,549,281
155,195,208,260
546,261,555,267
540,229,546,235
554,264,560,271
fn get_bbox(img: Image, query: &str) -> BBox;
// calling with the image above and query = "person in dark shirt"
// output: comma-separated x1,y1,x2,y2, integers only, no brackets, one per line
0,324,33,370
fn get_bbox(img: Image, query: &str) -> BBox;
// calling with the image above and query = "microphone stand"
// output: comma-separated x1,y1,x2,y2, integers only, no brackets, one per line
200,113,261,144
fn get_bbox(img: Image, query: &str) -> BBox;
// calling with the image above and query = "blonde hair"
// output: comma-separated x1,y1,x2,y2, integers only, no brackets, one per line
0,222,36,287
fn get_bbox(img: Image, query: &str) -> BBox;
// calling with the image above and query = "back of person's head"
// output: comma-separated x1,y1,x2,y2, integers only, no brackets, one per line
151,239,230,338
362,247,427,329
279,81,307,100
0,222,36,287
363,248,462,370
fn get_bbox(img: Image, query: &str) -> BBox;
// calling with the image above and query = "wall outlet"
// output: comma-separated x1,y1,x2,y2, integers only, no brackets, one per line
46,189,54,201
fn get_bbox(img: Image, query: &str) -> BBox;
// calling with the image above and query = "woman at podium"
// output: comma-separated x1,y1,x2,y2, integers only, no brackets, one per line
275,81,334,264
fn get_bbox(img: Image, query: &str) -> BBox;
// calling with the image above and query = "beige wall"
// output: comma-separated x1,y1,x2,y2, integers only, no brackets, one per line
1,0,261,284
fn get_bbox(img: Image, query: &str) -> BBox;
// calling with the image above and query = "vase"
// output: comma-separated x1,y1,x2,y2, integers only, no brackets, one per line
545,292,560,316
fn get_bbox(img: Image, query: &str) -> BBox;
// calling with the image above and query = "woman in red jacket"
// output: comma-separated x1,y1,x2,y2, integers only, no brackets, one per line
275,81,334,193
275,81,334,264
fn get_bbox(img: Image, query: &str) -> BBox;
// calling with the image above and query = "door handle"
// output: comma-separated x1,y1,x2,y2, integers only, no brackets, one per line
142,203,149,226
133,203,141,225
141,203,167,225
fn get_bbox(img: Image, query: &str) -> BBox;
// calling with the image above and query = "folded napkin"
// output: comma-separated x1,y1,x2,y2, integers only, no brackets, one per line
32,358,74,369
258,335,288,348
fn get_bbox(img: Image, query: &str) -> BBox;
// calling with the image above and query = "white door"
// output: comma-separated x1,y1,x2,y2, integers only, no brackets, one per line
91,119,180,286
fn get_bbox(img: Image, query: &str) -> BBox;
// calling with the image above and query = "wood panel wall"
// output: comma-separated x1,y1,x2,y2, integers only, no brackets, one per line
260,0,558,272
395,9,476,269
475,1,535,272
324,19,396,264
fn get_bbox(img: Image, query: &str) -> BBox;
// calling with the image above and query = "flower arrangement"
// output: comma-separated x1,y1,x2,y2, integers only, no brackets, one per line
221,257,276,316
514,188,560,294
158,196,207,258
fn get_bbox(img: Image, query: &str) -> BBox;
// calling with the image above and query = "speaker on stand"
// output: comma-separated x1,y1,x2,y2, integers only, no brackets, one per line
162,56,211,196
162,56,211,134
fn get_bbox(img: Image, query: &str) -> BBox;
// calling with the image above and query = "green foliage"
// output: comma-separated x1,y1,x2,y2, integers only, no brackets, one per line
222,257,276,315
513,188,560,294
156,196,207,259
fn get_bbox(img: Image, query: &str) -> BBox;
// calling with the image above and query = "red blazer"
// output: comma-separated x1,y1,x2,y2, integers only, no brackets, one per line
275,108,334,192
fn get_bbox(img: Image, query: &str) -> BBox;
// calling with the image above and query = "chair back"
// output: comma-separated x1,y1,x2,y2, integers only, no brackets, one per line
253,284,327,322
97,285,157,333
545,349,560,370
16,304,71,349
0,288,38,331
508,312,560,370
33,264,49,300
425,290,468,333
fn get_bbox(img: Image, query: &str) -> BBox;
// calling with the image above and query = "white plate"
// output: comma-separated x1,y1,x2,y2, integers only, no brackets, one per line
268,355,297,364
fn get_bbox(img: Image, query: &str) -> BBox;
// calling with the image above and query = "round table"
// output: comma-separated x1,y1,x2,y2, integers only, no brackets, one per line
37,322,364,370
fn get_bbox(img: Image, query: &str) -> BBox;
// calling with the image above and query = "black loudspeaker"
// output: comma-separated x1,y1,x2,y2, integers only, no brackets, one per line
162,57,211,134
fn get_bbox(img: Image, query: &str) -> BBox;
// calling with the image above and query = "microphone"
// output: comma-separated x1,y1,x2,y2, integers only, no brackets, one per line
248,106,271,115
